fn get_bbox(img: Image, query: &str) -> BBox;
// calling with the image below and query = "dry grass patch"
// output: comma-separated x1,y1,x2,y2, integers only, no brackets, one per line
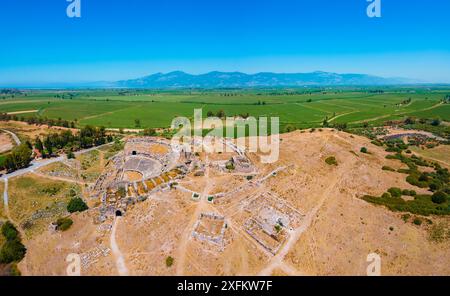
149,144,169,155
8,174,81,238
0,121,66,142
38,162,79,181
0,132,14,154
77,150,103,182
410,145,450,168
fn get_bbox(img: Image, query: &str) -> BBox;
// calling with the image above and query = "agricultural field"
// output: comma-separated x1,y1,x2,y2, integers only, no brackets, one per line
1,89,449,130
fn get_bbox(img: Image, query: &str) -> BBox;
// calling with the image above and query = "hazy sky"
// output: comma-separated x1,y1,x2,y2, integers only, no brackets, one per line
1,0,450,85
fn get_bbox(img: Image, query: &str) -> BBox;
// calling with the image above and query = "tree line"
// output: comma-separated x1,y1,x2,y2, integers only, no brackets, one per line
1,142,33,172
1,126,113,172
35,125,113,158
0,113,76,129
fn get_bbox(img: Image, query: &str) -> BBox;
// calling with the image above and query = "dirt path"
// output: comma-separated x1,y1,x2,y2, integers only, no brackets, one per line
2,178,10,219
328,111,358,123
295,103,332,115
80,111,117,121
258,172,340,275
1,177,27,239
30,171,88,186
110,217,129,276
0,100,48,106
6,110,39,115
352,102,444,124
258,136,342,276
80,104,145,121
0,129,21,145
175,156,213,275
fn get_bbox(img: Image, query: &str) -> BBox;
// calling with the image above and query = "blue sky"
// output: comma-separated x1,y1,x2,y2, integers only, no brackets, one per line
1,0,450,85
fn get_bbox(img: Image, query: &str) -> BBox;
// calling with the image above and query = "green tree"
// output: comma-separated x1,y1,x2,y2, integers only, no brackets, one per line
55,217,74,231
388,187,402,198
4,143,32,172
143,128,157,136
216,110,225,118
0,221,26,264
1,221,19,241
431,191,448,204
0,239,27,263
166,256,174,267
67,198,89,213
44,136,53,156
35,137,44,155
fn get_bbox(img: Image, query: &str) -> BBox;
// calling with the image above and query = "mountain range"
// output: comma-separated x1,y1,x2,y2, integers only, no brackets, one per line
1,71,420,89
113,71,417,88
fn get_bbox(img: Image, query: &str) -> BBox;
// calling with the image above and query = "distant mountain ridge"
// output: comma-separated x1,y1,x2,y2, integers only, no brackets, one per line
115,71,416,88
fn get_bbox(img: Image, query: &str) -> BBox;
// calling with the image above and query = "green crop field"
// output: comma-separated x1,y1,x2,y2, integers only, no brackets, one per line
0,88,449,130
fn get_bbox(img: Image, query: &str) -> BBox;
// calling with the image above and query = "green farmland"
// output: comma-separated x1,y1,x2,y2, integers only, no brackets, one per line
0,88,449,130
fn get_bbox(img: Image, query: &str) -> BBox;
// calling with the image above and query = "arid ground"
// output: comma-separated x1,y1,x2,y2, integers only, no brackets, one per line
2,129,448,276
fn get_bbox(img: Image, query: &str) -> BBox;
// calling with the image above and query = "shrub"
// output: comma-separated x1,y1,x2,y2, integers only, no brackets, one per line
69,188,78,197
274,224,282,233
360,147,368,154
9,263,21,276
361,193,449,216
431,191,448,204
388,187,402,198
166,256,174,267
401,189,416,196
117,187,126,198
67,151,75,159
325,156,338,166
431,119,441,126
284,124,296,133
413,218,422,226
386,147,401,153
382,166,395,172
0,239,27,264
1,221,19,241
225,161,235,170
401,214,411,222
371,140,383,147
406,175,429,188
381,192,391,199
429,182,440,192
67,198,89,213
55,217,73,231
419,173,429,182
